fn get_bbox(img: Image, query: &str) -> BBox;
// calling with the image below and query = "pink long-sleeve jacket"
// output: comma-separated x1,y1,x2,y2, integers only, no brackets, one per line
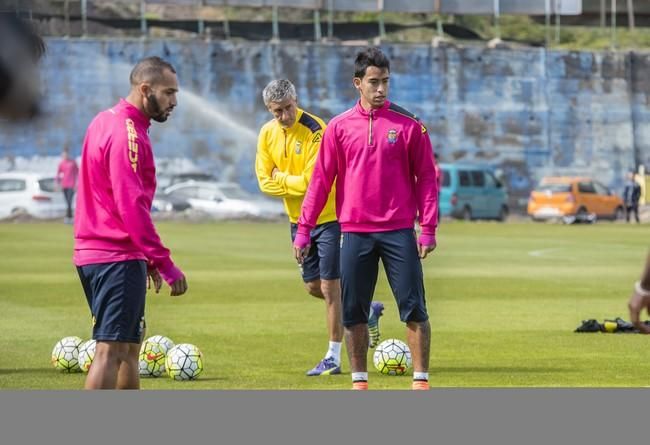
73,99,183,285
295,100,438,247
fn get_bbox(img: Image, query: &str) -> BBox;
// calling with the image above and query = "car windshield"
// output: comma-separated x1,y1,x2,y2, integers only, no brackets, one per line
535,183,571,193
38,178,57,192
218,185,252,200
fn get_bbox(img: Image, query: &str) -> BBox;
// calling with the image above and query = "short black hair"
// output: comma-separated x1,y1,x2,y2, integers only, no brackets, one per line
129,56,176,86
354,47,390,79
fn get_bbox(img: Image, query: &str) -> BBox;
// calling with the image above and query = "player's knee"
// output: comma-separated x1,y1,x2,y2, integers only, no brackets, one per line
319,279,341,303
95,341,131,364
305,280,324,299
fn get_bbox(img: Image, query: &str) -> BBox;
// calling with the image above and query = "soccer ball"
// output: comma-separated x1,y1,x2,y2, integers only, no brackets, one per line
139,341,167,377
51,336,83,373
165,343,204,381
78,339,97,373
145,335,174,353
373,339,412,376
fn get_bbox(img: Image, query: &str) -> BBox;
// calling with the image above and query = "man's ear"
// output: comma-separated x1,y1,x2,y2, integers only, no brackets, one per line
353,77,361,91
138,82,150,97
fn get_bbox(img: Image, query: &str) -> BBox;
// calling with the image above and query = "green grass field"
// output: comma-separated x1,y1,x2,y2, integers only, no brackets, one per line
1,220,650,389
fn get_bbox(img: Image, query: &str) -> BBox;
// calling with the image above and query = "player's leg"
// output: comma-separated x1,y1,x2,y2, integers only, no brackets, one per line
78,260,147,390
306,222,344,375
115,342,141,389
634,204,640,223
86,341,129,389
379,229,431,390
341,232,379,389
291,223,324,299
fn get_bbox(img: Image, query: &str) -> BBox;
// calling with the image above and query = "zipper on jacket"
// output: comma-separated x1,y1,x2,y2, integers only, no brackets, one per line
368,111,374,146
283,128,287,157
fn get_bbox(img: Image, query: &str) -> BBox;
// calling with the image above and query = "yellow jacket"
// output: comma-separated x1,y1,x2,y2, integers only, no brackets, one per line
255,108,337,224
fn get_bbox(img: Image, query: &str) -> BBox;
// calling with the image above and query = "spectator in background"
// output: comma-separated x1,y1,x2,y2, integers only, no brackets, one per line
56,146,78,224
622,170,641,224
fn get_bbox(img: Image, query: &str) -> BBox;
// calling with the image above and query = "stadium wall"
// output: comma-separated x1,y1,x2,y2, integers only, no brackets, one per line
1,39,649,208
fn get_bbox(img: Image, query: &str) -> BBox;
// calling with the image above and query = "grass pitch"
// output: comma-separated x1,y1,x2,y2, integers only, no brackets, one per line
1,220,649,389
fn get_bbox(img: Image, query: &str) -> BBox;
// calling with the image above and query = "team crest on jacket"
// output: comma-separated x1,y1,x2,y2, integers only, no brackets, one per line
295,141,302,154
387,129,398,144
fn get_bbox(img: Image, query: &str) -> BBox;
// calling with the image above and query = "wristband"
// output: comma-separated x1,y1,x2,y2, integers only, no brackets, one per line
634,281,650,297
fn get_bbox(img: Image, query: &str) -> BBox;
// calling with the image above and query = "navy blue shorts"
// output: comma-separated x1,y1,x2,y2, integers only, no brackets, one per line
340,229,428,327
290,221,341,283
77,260,147,344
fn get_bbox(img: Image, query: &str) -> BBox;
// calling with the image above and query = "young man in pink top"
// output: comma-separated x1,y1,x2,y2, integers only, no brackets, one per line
56,146,78,223
74,57,188,390
294,48,439,390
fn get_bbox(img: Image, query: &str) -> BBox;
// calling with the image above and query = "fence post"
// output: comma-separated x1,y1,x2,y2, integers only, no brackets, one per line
611,0,617,48
272,3,280,41
314,9,322,41
327,0,333,39
224,0,231,39
494,0,500,39
555,0,561,44
377,0,385,41
198,0,205,36
140,0,147,38
81,0,87,37
627,0,635,30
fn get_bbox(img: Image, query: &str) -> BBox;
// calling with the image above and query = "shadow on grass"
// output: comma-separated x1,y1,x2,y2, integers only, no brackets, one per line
433,366,574,374
0,368,68,375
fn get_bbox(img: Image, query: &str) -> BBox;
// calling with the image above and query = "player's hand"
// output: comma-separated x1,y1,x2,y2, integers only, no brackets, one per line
294,245,310,265
147,268,162,294
170,275,188,297
271,167,279,179
418,242,436,259
628,289,650,334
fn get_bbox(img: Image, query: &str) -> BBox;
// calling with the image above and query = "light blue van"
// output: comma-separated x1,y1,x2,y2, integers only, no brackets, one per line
438,163,509,221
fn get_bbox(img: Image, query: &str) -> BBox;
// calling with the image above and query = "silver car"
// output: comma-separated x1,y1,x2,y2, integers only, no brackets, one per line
163,181,285,220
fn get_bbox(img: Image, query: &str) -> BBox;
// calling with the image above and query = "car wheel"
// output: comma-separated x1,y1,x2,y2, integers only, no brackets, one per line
462,206,472,221
10,207,28,216
497,205,508,222
576,207,589,223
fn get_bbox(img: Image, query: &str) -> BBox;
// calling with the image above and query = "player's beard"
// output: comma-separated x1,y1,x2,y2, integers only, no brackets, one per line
146,93,169,123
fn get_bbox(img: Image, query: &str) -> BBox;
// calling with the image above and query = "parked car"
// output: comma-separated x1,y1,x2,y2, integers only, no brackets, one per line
438,163,509,221
527,176,624,222
163,181,285,219
0,172,68,219
151,189,192,213
157,172,217,190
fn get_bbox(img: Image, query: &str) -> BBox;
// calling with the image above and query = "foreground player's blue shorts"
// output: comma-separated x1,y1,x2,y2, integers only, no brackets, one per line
340,229,428,327
290,221,341,282
77,259,146,343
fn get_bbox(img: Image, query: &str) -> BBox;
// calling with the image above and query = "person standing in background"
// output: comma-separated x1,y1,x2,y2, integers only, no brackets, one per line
56,146,78,224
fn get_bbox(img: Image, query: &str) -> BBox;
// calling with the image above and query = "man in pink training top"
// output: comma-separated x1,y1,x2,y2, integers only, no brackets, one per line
56,146,78,224
294,47,438,390
74,56,188,390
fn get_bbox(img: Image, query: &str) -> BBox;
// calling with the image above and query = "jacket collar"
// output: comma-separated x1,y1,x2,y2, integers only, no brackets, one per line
354,99,391,117
116,98,151,129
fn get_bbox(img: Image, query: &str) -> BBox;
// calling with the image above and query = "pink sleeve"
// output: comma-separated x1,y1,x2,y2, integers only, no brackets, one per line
295,124,339,241
106,125,183,285
411,126,439,239
56,162,63,183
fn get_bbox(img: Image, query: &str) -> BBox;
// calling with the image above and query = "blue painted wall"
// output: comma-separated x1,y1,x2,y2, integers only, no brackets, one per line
1,39,648,208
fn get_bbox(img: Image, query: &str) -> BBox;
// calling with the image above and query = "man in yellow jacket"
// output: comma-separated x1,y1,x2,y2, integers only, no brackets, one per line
256,79,383,376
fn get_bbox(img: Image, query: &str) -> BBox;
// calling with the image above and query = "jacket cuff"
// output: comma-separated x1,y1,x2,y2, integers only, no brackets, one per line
418,233,437,248
158,259,183,286
293,228,311,249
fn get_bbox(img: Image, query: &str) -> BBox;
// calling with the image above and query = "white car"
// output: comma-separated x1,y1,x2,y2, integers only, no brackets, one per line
163,181,285,219
0,172,68,219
